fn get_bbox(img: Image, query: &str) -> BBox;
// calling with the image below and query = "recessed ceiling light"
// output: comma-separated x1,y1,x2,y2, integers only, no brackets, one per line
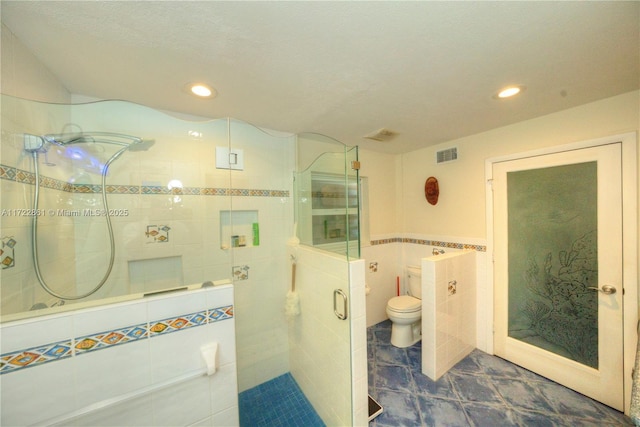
184,83,216,98
494,85,526,99
191,84,213,97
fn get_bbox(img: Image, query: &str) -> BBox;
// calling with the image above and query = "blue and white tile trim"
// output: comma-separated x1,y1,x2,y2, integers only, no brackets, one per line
0,304,234,375
370,237,486,252
0,164,289,198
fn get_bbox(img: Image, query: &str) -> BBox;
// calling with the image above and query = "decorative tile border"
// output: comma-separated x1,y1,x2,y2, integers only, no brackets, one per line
0,304,233,375
370,237,486,252
209,305,234,322
15,169,36,185
0,340,73,374
0,165,16,180
74,323,149,355
141,185,168,195
1,236,17,269
370,237,402,245
0,164,289,198
201,188,228,196
105,185,140,194
149,310,208,337
230,189,289,197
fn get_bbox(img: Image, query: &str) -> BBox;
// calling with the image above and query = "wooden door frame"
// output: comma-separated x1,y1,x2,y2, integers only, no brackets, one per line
484,132,637,413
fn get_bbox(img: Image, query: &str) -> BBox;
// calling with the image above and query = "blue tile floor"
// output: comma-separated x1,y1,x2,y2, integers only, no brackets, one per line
239,372,325,427
368,320,633,427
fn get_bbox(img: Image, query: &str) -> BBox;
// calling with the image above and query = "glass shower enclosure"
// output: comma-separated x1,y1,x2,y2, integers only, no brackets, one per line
0,94,360,426
285,132,360,425
0,95,235,316
295,132,360,258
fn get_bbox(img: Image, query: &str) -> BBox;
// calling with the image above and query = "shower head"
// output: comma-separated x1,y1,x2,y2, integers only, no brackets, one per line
128,139,155,152
41,132,147,148
25,132,154,159
43,133,86,146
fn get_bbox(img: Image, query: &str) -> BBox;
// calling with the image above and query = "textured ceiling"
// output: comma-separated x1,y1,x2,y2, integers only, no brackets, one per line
2,1,639,153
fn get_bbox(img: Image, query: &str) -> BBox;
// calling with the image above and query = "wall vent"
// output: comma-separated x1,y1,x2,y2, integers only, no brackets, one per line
436,147,458,164
363,128,398,142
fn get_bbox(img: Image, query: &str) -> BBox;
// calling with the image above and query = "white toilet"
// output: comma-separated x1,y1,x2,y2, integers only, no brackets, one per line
386,265,422,348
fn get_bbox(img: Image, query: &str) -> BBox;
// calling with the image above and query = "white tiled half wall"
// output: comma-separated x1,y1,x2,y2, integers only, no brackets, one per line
422,250,477,380
287,244,367,427
0,285,238,426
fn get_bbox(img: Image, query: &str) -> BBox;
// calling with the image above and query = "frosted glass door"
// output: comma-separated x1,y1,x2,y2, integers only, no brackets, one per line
493,143,623,410
507,162,598,367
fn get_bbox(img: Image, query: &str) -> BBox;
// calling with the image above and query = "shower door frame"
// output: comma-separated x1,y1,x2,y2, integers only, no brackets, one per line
484,132,637,413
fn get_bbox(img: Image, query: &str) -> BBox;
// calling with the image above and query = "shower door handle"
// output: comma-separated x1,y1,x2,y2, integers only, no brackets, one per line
333,289,348,320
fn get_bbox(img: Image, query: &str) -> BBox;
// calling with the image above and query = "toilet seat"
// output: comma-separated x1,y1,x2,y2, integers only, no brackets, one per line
387,295,421,313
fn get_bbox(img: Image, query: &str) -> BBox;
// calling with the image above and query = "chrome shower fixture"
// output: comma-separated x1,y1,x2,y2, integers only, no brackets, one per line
25,130,154,301
23,133,47,153
24,132,154,152
44,131,142,146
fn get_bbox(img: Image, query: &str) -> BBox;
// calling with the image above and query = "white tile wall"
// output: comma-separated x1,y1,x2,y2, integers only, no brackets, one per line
422,250,477,380
349,258,368,427
362,239,402,327
228,126,294,393
363,235,487,354
0,285,238,427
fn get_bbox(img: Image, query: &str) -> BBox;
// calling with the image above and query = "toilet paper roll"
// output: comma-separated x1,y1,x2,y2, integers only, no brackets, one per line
201,342,218,376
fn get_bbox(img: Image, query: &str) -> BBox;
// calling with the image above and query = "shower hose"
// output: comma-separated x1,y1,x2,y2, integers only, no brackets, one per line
30,146,128,300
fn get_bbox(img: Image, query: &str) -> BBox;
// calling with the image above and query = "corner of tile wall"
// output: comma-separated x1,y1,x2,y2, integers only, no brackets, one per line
349,258,368,427
421,251,477,381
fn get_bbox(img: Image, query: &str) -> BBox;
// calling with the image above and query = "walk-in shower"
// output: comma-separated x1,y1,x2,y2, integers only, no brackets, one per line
0,94,364,426
23,132,155,300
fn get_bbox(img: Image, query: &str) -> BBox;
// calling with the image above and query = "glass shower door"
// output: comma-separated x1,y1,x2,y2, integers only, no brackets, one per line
289,132,360,425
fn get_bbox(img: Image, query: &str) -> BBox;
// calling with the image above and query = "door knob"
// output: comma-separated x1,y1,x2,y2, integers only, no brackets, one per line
587,285,617,295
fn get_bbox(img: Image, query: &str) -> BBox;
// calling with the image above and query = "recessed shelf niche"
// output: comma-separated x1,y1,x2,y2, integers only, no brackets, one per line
220,210,259,249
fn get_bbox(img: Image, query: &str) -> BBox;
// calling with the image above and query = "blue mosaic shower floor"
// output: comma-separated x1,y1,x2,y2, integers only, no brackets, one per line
239,373,325,427
368,320,633,426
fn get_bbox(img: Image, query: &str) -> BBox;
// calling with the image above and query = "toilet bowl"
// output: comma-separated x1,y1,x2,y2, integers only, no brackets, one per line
386,266,422,348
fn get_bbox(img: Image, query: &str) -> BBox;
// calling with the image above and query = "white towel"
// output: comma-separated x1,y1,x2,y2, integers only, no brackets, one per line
201,342,218,376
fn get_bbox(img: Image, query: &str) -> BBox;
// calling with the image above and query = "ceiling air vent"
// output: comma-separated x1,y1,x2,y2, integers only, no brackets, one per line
436,147,458,164
363,128,398,142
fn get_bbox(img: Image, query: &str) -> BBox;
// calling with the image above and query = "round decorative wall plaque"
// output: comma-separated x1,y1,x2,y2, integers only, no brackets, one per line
425,177,439,205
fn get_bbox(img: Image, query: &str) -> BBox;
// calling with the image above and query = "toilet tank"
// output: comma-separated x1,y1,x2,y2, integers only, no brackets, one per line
407,265,422,299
